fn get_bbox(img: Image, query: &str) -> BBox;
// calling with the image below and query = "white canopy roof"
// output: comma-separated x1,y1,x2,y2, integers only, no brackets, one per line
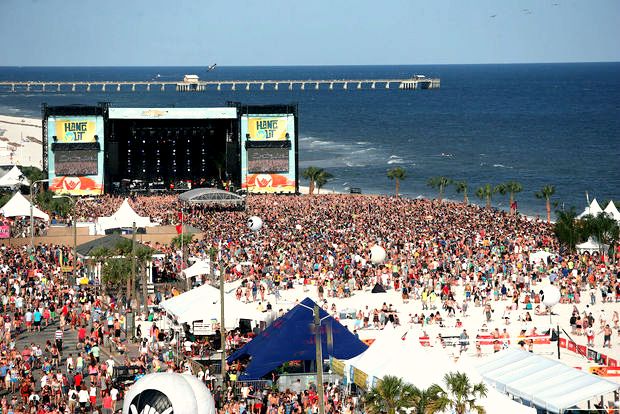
97,198,155,231
476,348,619,413
345,328,534,414
576,237,609,254
604,201,620,221
578,198,604,219
160,283,266,328
182,260,212,279
0,166,29,187
528,250,556,264
0,192,49,220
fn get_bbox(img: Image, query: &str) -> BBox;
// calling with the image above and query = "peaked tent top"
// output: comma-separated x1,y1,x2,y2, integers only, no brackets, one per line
97,198,155,231
604,201,620,221
0,166,29,187
0,192,49,220
227,297,367,379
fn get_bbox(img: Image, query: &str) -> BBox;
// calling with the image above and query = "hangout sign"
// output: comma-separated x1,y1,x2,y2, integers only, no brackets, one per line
47,115,105,195
55,119,97,142
247,116,288,140
241,114,297,194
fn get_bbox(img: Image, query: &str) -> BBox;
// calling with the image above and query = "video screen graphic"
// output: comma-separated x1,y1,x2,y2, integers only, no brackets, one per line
247,147,289,173
54,150,98,176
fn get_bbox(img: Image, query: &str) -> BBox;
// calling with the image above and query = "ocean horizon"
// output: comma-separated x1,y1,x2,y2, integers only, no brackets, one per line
1,63,619,217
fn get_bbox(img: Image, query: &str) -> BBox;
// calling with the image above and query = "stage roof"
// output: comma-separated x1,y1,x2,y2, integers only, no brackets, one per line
227,297,367,380
108,107,237,120
178,188,244,206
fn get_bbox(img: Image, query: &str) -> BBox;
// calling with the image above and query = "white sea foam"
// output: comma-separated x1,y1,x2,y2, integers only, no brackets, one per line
493,164,513,169
387,158,406,165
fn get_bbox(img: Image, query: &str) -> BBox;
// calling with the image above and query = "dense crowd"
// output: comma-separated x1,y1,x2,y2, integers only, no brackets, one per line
0,193,618,413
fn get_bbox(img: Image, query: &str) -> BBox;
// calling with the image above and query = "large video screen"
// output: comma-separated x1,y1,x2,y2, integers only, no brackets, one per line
54,150,98,176
247,147,289,173
47,115,104,195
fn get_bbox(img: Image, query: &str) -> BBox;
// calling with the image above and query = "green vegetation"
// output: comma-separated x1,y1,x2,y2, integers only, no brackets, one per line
427,176,451,202
302,166,333,195
387,167,407,197
535,185,556,223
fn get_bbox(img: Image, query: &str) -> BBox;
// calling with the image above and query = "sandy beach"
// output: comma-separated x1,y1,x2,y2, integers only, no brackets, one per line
0,115,42,168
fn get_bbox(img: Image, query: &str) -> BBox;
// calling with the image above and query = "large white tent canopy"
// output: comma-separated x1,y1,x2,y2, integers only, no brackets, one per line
528,250,556,264
97,198,155,232
0,166,29,187
476,348,619,413
343,328,535,414
0,192,49,220
160,283,266,329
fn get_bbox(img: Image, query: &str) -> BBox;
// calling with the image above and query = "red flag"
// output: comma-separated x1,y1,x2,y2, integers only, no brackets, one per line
175,224,183,234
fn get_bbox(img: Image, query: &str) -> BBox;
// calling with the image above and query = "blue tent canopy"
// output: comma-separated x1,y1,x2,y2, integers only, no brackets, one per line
227,297,367,380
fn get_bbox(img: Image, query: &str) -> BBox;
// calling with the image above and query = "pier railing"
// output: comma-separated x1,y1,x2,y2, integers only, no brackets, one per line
0,77,440,93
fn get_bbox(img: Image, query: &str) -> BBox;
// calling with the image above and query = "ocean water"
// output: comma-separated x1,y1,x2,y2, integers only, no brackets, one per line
0,63,619,217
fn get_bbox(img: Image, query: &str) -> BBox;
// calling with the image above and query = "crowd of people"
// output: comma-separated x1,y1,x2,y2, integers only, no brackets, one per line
0,193,618,413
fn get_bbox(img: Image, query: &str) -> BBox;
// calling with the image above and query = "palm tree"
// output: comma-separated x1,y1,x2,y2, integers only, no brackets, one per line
427,372,488,414
553,208,582,252
454,180,469,205
582,213,620,256
302,166,322,195
363,375,421,414
501,181,523,214
387,167,407,197
315,170,334,194
475,184,495,208
427,176,451,202
535,185,555,223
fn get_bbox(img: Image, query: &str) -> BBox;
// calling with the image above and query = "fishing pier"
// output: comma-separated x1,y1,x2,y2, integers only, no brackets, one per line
0,75,440,93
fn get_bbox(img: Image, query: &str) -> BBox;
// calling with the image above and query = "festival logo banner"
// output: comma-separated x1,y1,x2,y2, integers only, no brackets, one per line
247,116,288,140
55,119,98,142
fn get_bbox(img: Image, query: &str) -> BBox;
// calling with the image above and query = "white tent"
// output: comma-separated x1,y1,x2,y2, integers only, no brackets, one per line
0,192,49,220
160,283,266,330
576,237,609,254
0,166,29,187
476,348,619,413
182,260,211,279
528,250,556,264
578,198,604,219
97,198,155,232
604,201,620,222
346,329,535,413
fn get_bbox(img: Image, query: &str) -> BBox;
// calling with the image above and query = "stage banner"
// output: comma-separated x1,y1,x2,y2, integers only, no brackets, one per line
247,116,288,140
0,225,9,239
55,119,98,142
330,357,345,377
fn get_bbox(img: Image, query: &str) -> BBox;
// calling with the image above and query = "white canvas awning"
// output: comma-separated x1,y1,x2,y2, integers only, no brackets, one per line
576,237,609,254
159,283,265,328
182,260,211,279
476,348,619,413
0,166,29,187
528,250,556,264
0,192,49,220
97,198,155,231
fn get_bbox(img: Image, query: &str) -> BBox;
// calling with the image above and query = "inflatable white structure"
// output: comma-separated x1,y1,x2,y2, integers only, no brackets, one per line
123,372,215,414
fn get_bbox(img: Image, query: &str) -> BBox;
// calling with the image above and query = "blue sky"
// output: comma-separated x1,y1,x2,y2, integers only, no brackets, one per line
1,0,618,66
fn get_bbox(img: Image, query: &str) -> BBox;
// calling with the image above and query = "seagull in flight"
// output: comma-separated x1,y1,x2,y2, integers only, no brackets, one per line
490,14,497,18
